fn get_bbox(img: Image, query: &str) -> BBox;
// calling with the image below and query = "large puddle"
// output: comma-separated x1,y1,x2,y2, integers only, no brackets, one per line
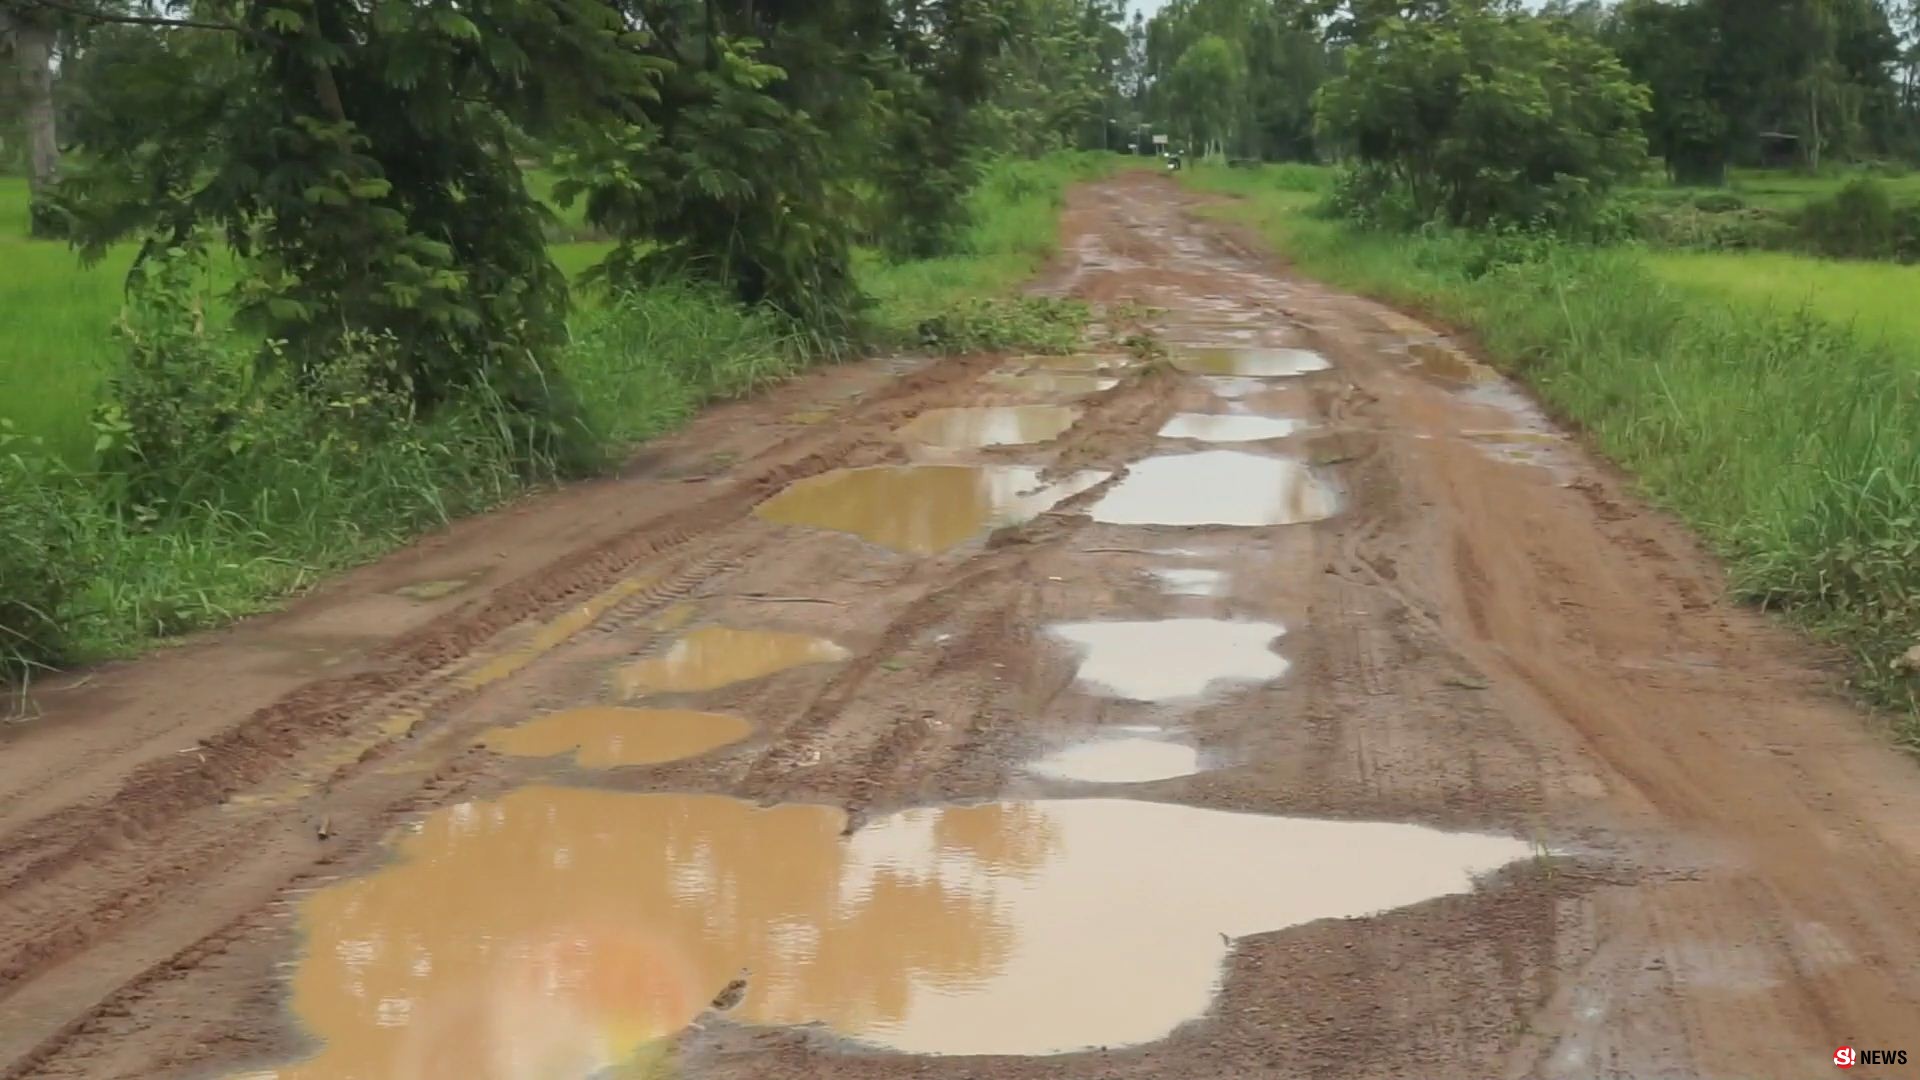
982,371,1119,397
1022,353,1133,372
1149,567,1226,596
246,787,1529,1074
485,707,751,768
1158,413,1305,443
1050,619,1289,702
1090,451,1338,527
618,627,850,696
1171,348,1330,378
756,465,1107,554
1027,735,1201,784
897,406,1080,449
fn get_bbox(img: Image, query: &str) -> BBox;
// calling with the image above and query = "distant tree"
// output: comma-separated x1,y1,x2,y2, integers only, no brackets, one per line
1165,34,1244,157
1610,0,1730,183
1316,1,1650,228
0,3,60,234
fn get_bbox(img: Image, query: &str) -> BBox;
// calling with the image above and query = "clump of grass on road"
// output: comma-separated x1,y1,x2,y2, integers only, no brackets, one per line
1187,163,1920,740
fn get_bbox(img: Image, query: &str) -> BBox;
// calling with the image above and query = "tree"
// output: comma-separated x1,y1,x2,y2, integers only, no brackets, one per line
1610,0,1730,183
0,3,60,235
1316,2,1650,229
1166,34,1244,156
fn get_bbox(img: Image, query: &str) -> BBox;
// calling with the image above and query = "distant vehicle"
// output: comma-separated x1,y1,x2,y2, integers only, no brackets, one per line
1165,153,1182,172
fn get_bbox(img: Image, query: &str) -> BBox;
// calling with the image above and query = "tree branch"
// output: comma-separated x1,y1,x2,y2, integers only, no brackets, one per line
10,0,243,35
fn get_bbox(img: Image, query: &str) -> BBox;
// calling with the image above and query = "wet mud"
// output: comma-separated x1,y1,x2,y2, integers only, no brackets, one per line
10,171,1920,1080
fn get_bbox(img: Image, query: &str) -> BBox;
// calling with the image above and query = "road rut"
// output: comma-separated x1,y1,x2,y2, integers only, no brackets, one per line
3,171,1918,1080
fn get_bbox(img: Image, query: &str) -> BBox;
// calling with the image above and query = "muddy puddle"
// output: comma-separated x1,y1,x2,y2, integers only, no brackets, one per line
618,627,850,696
897,405,1080,449
484,707,751,768
982,371,1120,397
244,787,1529,1074
1091,450,1339,527
1050,619,1289,702
1170,347,1330,378
1027,735,1201,783
1021,353,1133,372
1158,413,1305,443
1149,567,1226,596
1403,342,1494,384
756,465,1107,554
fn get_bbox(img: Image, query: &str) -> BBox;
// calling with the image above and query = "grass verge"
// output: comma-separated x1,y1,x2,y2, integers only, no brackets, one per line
1,152,1111,686
1185,163,1920,743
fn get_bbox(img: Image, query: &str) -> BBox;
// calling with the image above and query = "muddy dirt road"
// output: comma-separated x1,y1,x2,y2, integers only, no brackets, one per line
6,171,1920,1079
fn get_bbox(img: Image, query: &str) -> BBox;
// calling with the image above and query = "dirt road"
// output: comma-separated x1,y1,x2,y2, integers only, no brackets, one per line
5,171,1919,1080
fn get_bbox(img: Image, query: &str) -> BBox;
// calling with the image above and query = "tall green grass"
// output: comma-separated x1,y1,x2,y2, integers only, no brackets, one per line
1188,163,1920,739
1,152,1111,682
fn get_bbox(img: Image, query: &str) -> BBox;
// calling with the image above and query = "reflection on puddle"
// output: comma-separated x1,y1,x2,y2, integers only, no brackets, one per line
1028,736,1200,783
1050,619,1288,701
756,465,1107,554
1091,451,1338,527
1149,567,1226,596
897,405,1080,448
1158,413,1305,443
982,371,1120,397
1022,353,1132,372
485,707,750,768
1200,376,1271,400
618,627,849,696
248,787,1528,1073
1171,347,1330,378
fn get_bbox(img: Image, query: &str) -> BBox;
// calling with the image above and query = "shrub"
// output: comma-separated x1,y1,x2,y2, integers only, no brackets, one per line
0,426,94,677
1796,179,1920,262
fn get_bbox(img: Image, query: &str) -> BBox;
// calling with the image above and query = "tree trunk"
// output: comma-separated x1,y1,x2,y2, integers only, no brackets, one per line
10,15,60,237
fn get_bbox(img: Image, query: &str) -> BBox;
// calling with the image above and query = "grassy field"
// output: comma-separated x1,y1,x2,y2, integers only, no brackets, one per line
1185,162,1920,737
1,153,1113,681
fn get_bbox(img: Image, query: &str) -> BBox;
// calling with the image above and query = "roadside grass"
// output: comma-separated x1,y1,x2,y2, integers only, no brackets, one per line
1,152,1112,683
1183,162,1920,740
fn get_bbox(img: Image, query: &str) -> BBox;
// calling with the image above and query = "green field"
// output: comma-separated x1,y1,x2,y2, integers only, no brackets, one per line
1185,162,1920,735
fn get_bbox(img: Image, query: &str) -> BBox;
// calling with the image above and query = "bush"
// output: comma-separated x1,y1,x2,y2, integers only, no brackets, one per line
1315,3,1650,232
0,427,94,677
1797,179,1920,262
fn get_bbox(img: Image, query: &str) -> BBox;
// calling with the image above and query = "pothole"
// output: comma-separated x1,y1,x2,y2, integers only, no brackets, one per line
617,627,850,696
1049,618,1288,702
246,787,1531,1073
483,707,751,768
1157,413,1306,443
1170,347,1330,377
1148,567,1226,596
981,371,1120,397
1021,353,1134,372
897,405,1080,449
1027,735,1201,783
1090,451,1338,527
756,465,1107,554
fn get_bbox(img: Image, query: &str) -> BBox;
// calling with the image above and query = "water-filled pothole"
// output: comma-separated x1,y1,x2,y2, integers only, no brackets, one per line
484,707,751,768
756,465,1107,554
897,405,1080,448
1049,619,1288,702
246,787,1529,1073
1027,736,1201,783
618,627,849,696
1149,567,1226,596
982,371,1120,397
1171,348,1329,378
1023,353,1133,372
1158,413,1306,443
1091,451,1338,527
1405,341,1493,383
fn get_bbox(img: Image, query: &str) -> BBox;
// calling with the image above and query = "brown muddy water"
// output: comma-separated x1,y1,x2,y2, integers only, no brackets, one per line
1090,451,1338,528
1048,619,1289,702
1157,413,1306,443
1021,353,1134,372
238,787,1530,1076
896,405,1081,449
484,707,751,768
618,627,850,696
1169,348,1330,378
1026,735,1202,784
1404,342,1494,384
755,465,1108,554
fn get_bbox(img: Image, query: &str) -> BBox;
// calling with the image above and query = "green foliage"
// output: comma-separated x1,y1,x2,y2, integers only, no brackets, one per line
1796,178,1920,260
0,424,93,679
1315,2,1650,231
1194,163,1920,732
914,296,1090,353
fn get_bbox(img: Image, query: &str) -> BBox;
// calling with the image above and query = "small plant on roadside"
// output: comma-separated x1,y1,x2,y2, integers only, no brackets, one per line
914,296,1089,354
